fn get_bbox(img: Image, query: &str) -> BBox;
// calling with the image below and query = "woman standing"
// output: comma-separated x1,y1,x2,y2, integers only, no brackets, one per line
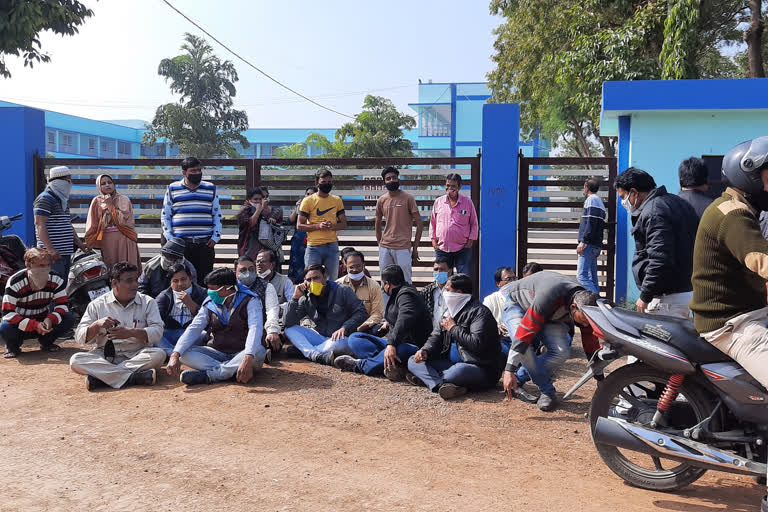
84,174,141,272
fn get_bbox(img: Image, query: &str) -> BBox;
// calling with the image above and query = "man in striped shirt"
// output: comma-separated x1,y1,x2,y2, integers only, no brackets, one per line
161,157,222,286
0,248,74,358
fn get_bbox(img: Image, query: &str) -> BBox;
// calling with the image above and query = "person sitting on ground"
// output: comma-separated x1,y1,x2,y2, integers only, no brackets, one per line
69,262,165,391
407,273,502,400
420,257,453,330
166,268,266,386
1,248,74,358
501,270,599,412
138,237,197,298
335,264,432,380
154,263,207,356
521,262,543,277
482,266,516,356
255,248,294,309
335,250,384,333
338,246,371,279
283,264,368,365
234,255,282,354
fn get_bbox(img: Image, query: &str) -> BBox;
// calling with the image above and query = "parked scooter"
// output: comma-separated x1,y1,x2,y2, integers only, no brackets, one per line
0,214,27,289
565,300,768,510
67,249,111,320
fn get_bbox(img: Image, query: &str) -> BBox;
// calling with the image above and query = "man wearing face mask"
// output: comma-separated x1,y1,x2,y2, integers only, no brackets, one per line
138,238,197,298
161,157,222,286
154,263,207,356
0,248,74,358
255,249,294,307
283,264,368,365
375,167,423,284
33,166,91,279
234,256,282,354
297,169,347,281
335,251,384,333
429,173,479,276
166,268,265,386
407,274,501,400
615,167,698,317
420,257,453,330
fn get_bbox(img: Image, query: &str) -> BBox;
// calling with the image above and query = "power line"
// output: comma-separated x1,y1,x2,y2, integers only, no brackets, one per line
159,0,354,119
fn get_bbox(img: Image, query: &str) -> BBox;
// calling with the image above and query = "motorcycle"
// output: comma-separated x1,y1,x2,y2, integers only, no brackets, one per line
565,300,768,511
0,214,27,288
67,249,111,320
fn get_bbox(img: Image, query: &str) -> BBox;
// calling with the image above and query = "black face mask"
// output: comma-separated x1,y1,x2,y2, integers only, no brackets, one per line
318,183,333,194
187,173,202,185
385,182,400,192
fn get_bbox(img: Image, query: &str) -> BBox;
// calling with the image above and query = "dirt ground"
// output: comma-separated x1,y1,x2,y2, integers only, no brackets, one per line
0,338,763,512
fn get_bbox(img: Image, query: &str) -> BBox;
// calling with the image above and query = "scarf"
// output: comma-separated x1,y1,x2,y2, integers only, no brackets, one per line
85,174,138,246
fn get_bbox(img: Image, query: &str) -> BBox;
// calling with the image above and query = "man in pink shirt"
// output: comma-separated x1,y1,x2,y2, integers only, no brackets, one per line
429,173,479,275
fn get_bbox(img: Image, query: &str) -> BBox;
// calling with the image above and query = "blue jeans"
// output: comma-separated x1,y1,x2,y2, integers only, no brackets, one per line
577,244,600,294
0,313,75,352
435,248,472,276
305,242,339,281
157,328,207,356
51,254,72,281
284,325,346,362
347,332,419,376
503,303,572,396
179,345,266,382
407,356,491,392
288,231,308,283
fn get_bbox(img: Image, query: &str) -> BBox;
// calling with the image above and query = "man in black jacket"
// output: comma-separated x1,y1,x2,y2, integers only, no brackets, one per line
616,167,698,318
407,273,502,400
677,157,714,218
420,257,452,330
155,263,208,356
334,264,432,380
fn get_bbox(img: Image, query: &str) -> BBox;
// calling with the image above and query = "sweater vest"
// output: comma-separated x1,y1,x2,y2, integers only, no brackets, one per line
168,180,217,239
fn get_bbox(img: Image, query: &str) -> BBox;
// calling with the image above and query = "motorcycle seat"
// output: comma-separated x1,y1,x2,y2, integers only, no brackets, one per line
608,307,732,365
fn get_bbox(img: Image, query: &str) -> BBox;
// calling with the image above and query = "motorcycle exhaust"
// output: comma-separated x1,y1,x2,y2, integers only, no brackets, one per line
593,416,766,476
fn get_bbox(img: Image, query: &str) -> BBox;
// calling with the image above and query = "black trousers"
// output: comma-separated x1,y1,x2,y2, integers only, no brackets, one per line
184,240,215,286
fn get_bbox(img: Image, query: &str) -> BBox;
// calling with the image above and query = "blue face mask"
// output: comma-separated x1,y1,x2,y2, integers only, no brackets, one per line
433,271,448,285
207,286,230,305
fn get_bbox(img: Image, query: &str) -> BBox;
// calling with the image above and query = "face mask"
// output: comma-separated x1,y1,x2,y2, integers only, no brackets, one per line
28,267,50,290
385,182,400,192
621,192,638,214
207,286,230,305
348,271,365,281
187,173,203,186
433,271,449,285
160,255,177,271
257,269,271,279
49,180,72,202
173,286,193,299
442,291,471,317
318,183,333,194
309,281,324,296
238,271,257,287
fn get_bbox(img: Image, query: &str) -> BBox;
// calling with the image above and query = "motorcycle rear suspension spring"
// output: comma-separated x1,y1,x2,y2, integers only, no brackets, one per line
657,374,685,412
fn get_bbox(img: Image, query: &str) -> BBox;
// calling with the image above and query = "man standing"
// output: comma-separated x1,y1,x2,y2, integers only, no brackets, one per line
296,169,347,281
69,262,165,391
616,167,699,318
33,166,90,278
138,237,197,298
335,251,384,333
421,257,452,330
283,264,368,365
576,178,606,294
335,264,432,380
161,157,222,286
375,167,423,283
677,156,714,218
1,248,74,358
429,173,478,275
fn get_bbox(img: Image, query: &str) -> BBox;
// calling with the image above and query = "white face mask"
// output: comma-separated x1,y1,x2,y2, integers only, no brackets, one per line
49,180,72,205
347,271,365,281
621,192,638,214
257,269,271,279
28,267,50,290
442,291,472,318
172,286,193,299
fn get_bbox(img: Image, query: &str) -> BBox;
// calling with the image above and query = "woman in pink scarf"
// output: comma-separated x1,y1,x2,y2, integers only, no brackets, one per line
84,174,141,271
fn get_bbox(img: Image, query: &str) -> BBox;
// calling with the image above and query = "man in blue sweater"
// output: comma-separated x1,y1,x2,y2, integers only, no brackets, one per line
576,178,606,294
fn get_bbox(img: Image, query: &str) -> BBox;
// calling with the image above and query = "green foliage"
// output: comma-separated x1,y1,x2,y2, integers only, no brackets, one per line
306,95,416,158
144,33,249,159
660,0,702,79
273,143,308,159
0,0,93,78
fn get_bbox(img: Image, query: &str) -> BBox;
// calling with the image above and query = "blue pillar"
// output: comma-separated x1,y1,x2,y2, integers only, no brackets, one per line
480,103,520,299
615,115,631,304
0,107,45,244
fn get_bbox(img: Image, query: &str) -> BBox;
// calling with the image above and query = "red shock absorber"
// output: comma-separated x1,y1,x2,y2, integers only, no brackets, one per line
651,374,685,427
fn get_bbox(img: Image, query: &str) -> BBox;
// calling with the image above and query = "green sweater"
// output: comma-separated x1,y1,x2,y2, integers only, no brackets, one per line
691,188,768,333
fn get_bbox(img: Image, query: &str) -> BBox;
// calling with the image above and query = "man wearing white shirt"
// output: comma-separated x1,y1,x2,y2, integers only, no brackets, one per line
420,257,452,330
234,256,282,354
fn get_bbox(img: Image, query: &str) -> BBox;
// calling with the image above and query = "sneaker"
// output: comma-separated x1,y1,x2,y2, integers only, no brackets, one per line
85,375,107,391
313,351,334,366
438,383,467,400
126,369,157,387
383,364,407,382
405,373,424,387
333,355,361,373
180,370,209,386
3,349,20,359
537,392,557,412
514,385,539,404
41,343,61,353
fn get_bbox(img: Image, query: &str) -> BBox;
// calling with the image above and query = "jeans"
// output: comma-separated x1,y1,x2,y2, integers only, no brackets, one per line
407,356,491,392
51,255,72,281
0,313,75,352
179,344,266,382
156,328,207,356
288,231,308,283
503,303,572,396
435,248,472,276
305,242,339,281
576,244,600,294
284,325,346,362
347,332,419,375
184,240,215,287
379,247,413,284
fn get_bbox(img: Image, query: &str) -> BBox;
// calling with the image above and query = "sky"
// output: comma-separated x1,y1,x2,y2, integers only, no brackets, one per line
0,0,501,128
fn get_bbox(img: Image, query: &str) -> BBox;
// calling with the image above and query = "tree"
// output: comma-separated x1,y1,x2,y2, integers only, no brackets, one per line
273,143,308,159
306,95,416,158
0,0,93,78
144,33,249,159
745,0,766,76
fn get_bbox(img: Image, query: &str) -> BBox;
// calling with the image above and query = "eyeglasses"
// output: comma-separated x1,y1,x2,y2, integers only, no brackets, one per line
500,276,514,282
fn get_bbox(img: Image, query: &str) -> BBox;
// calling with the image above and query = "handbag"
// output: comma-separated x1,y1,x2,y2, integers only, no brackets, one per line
258,219,286,252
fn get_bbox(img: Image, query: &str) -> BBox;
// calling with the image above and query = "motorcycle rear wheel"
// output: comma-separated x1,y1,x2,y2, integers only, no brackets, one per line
589,363,717,491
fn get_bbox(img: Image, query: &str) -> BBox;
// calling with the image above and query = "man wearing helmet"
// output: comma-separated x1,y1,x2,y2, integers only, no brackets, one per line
691,137,768,388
